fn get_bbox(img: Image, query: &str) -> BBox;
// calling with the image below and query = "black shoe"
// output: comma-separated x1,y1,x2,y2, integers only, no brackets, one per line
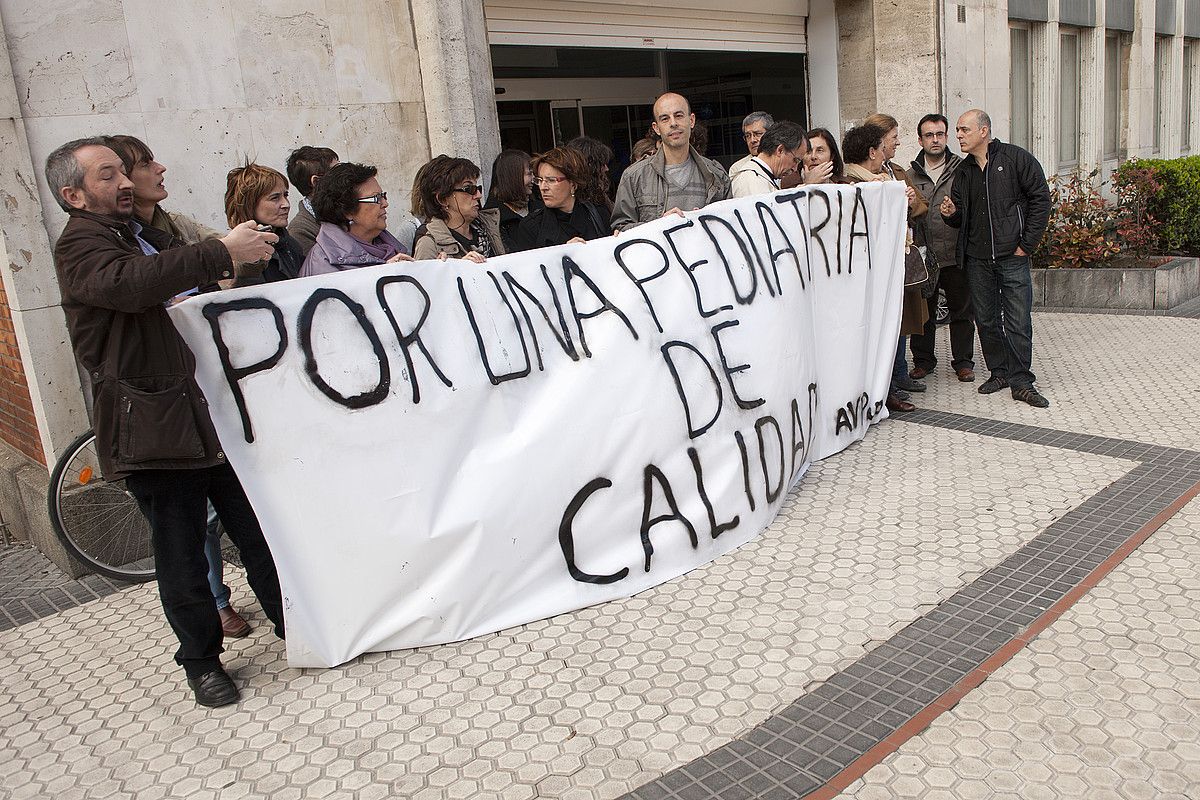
893,388,911,401
188,668,240,708
978,375,1009,394
893,376,927,393
1011,386,1051,408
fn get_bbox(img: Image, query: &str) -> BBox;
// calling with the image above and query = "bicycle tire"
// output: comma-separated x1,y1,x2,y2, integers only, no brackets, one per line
47,430,156,583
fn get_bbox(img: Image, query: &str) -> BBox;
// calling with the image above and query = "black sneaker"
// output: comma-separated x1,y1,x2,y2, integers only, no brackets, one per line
188,667,240,707
893,376,927,393
978,375,1009,394
1012,386,1051,408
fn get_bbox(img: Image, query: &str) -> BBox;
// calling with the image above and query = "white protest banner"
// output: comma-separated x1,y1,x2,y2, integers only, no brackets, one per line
168,182,908,668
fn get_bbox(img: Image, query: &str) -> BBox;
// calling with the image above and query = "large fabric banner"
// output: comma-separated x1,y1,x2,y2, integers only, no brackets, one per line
169,182,908,668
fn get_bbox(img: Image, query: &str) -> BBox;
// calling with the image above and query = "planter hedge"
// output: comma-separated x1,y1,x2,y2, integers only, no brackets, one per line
1115,156,1200,255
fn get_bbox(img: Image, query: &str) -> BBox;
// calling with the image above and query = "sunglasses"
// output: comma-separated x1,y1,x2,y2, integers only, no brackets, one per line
451,184,484,196
357,192,388,204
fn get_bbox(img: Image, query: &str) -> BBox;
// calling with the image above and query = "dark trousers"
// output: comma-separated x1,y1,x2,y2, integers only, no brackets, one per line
910,265,975,371
964,254,1036,389
125,463,285,678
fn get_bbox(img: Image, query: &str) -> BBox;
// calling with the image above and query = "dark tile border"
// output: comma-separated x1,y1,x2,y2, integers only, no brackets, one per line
0,544,133,632
622,411,1200,800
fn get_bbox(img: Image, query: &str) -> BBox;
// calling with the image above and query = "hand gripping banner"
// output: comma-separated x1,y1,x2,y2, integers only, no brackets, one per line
168,182,908,667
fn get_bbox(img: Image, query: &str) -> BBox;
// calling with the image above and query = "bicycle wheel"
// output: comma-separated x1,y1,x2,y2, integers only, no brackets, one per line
47,430,156,583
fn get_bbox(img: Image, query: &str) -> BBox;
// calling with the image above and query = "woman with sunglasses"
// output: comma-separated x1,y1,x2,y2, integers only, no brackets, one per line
300,162,413,277
411,155,506,263
514,147,608,252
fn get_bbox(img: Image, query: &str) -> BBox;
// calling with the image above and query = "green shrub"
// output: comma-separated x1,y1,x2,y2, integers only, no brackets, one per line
1115,156,1200,254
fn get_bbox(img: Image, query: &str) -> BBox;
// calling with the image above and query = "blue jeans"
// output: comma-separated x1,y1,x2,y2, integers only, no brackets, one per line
891,335,908,390
965,254,1035,390
204,503,230,610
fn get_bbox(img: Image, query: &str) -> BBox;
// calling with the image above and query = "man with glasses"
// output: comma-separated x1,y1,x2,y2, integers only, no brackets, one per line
611,92,730,232
730,121,808,198
908,113,975,384
729,111,774,175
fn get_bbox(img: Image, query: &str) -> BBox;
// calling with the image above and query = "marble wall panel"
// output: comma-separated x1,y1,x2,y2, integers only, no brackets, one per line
233,2,339,108
327,0,423,105
120,0,246,112
141,110,257,230
338,101,431,207
1,0,138,117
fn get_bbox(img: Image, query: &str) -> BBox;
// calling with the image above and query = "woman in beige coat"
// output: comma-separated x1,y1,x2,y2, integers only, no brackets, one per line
411,155,507,262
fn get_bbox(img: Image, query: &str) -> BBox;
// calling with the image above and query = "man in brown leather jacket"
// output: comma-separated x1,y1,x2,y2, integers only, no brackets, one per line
47,137,284,708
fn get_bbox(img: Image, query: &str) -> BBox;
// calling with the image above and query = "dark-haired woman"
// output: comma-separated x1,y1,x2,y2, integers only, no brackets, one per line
514,147,608,251
484,149,533,252
565,136,614,217
300,162,412,277
411,155,506,263
805,128,849,184
224,163,306,286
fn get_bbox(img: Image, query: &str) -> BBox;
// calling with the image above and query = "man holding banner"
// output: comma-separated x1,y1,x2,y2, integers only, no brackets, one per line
46,137,287,708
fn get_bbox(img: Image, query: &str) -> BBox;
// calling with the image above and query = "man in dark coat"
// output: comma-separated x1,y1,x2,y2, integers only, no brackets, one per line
941,109,1052,408
47,137,285,707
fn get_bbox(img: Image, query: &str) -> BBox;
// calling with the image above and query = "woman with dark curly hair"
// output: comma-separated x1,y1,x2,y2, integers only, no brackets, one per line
300,162,412,277
514,147,608,251
565,136,614,216
224,163,306,285
411,155,506,262
484,149,534,252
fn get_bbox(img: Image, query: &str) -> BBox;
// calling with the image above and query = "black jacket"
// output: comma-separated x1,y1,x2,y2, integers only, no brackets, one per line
513,202,607,252
943,138,1050,263
232,227,305,287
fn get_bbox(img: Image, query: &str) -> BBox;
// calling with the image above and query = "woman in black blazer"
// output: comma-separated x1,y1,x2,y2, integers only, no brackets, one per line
514,147,608,252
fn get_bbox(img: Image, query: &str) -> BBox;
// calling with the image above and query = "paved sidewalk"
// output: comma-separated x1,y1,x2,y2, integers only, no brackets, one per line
1,310,1199,800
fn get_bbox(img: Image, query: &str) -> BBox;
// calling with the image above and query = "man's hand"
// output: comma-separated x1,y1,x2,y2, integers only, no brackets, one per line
940,195,956,217
220,220,278,264
803,161,834,185
905,186,917,208
1014,246,1027,256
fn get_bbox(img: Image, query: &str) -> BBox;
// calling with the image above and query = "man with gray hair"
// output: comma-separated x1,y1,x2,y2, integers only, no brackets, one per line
730,121,807,197
730,111,775,174
47,137,286,707
941,109,1052,408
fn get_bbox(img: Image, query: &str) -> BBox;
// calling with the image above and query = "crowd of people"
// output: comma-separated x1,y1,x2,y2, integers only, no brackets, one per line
41,88,1051,708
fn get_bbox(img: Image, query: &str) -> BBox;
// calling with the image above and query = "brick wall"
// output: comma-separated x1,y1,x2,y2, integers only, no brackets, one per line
0,280,44,465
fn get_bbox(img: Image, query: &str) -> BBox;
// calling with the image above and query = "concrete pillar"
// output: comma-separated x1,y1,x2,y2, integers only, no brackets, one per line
1030,8,1059,174
1079,22,1105,173
1127,0,1157,157
940,1,1011,139
806,0,842,133
411,0,502,172
835,0,941,164
0,5,89,469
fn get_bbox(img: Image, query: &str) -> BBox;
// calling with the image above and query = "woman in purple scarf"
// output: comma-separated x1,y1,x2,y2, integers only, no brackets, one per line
300,162,414,277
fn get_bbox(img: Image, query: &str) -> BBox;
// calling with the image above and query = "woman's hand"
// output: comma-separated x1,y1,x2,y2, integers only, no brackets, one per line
386,252,415,263
905,186,917,208
566,236,586,245
461,251,487,264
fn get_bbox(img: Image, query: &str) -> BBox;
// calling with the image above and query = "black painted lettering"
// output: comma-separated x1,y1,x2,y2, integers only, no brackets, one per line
375,275,453,404
663,219,733,319
687,447,740,540
562,256,638,358
755,415,785,504
699,213,757,305
613,238,671,333
734,429,756,512
848,187,873,273
709,319,764,410
298,288,390,409
559,478,630,584
458,273,532,385
640,464,698,572
201,298,287,443
503,269,580,367
661,341,724,439
805,189,834,277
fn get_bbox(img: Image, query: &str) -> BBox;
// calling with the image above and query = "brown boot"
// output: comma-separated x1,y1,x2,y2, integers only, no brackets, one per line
219,606,252,638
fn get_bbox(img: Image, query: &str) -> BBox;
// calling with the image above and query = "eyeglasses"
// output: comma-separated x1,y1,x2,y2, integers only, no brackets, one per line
451,184,483,195
533,176,568,186
357,192,388,204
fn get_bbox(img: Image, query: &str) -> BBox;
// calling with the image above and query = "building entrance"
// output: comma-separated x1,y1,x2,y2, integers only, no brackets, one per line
492,45,808,189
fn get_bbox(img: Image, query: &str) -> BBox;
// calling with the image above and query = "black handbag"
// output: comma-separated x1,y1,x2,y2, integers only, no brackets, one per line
903,228,930,288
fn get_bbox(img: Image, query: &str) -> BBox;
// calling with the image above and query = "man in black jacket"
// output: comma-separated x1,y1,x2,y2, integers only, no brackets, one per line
941,109,1052,408
47,137,285,707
